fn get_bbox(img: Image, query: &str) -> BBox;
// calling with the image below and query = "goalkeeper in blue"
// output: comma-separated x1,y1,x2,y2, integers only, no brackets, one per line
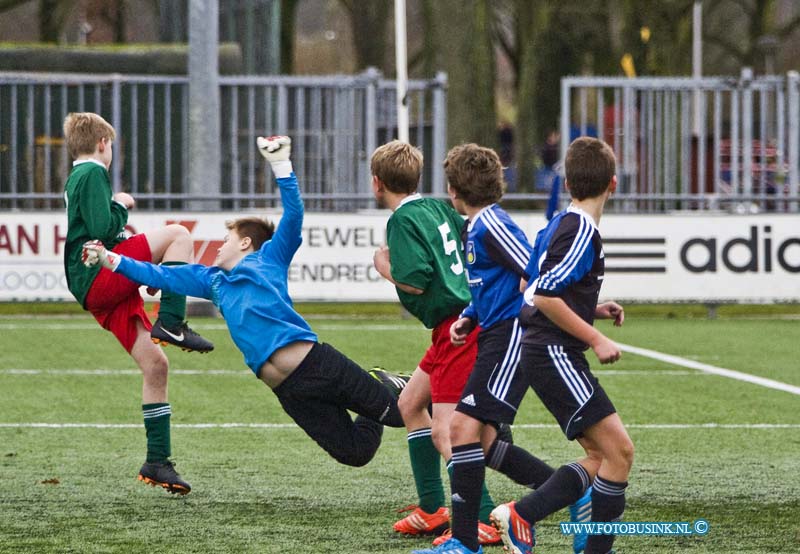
82,135,404,467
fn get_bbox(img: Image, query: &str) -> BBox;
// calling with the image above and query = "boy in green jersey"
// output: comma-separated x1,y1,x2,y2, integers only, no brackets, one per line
369,141,501,546
62,112,213,494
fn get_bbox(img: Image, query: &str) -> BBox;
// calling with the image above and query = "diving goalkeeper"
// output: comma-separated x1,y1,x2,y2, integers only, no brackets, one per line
82,135,404,467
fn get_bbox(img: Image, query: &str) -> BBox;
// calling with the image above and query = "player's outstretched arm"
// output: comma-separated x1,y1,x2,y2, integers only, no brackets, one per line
257,135,303,265
82,240,214,300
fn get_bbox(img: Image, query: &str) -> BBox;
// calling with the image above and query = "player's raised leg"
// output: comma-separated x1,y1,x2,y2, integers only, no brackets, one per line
144,225,214,353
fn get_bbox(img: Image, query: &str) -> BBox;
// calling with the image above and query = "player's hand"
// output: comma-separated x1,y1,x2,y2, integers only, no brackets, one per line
257,136,292,178
591,335,621,364
81,240,121,271
450,317,476,346
373,245,391,280
113,192,135,209
596,301,624,326
257,135,291,162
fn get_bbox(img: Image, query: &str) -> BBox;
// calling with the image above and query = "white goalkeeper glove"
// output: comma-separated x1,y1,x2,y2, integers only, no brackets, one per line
82,240,121,272
257,135,293,178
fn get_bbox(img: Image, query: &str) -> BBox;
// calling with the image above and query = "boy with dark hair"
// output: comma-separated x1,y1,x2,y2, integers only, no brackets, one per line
411,143,554,554
414,143,590,554
490,136,633,554
370,140,500,546
63,112,213,494
82,136,404,469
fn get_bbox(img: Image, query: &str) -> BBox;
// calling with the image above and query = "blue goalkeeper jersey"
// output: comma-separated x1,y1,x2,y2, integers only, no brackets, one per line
115,173,318,375
459,204,533,329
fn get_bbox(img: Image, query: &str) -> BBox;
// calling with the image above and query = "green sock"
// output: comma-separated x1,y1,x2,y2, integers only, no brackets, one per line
447,459,495,523
158,261,187,328
408,428,444,514
143,403,172,463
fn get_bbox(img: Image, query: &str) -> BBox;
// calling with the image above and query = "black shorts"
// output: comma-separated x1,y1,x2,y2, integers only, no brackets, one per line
455,318,528,425
522,343,616,440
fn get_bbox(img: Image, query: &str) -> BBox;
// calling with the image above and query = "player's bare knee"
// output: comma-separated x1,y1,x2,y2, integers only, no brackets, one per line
618,437,635,471
166,224,192,249
139,350,169,384
430,422,451,453
397,391,417,419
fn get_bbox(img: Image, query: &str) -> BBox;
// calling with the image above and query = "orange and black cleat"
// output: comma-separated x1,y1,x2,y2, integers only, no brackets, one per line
393,505,450,536
150,318,214,353
138,460,192,495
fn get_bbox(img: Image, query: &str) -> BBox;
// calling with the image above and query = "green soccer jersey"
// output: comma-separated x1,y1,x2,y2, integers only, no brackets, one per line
386,195,471,329
63,160,129,307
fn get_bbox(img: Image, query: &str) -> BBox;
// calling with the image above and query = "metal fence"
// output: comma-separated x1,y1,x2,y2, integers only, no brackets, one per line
561,69,800,213
0,69,447,211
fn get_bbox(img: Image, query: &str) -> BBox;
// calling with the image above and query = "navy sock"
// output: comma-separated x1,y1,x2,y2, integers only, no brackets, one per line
585,476,628,554
486,439,555,488
514,462,590,523
449,443,484,552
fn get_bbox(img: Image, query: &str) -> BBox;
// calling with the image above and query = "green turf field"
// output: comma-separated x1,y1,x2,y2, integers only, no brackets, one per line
1,310,799,553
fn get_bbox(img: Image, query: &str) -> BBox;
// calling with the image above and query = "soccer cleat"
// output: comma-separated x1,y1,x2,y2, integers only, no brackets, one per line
137,460,191,495
496,422,514,444
393,505,450,535
432,522,501,546
412,537,483,554
369,367,411,398
569,486,592,553
490,502,535,554
151,318,214,353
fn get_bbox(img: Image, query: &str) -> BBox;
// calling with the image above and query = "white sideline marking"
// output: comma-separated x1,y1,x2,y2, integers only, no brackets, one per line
0,323,424,331
0,368,697,377
0,369,249,376
0,422,798,430
619,342,800,396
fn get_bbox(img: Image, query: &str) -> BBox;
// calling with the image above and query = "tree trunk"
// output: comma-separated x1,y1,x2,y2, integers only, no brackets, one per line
339,0,392,73
432,0,496,147
513,0,545,192
280,0,298,73
39,0,61,42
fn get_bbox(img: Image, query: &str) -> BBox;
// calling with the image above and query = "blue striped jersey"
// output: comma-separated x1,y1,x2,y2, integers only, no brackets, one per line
115,173,318,375
459,204,532,329
520,205,604,349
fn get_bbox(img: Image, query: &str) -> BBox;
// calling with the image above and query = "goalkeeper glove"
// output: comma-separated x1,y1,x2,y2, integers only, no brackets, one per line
82,240,121,272
256,135,293,178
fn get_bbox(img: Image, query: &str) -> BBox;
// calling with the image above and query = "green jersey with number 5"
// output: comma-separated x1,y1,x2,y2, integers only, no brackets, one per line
386,195,471,328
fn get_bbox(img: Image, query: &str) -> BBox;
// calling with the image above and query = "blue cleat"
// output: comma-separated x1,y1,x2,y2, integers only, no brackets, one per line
569,486,592,553
489,502,534,554
411,537,484,554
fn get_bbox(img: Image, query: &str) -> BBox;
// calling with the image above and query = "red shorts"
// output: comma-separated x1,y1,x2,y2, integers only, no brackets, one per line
419,314,480,403
84,234,153,353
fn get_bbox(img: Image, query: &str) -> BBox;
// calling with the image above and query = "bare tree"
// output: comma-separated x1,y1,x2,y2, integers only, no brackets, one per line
705,0,800,72
338,0,392,73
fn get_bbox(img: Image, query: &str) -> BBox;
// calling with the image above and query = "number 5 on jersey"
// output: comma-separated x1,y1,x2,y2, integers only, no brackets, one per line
438,222,464,275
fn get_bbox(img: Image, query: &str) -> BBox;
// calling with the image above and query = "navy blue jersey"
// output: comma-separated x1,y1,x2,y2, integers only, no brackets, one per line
520,206,604,350
459,204,532,329
115,173,318,375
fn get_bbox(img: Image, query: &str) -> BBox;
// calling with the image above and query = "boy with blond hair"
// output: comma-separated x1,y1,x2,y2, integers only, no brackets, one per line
370,140,501,546
63,112,213,494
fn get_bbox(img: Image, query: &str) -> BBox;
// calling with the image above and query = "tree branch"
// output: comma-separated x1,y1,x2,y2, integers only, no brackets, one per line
703,31,747,61
777,12,800,39
0,0,29,12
